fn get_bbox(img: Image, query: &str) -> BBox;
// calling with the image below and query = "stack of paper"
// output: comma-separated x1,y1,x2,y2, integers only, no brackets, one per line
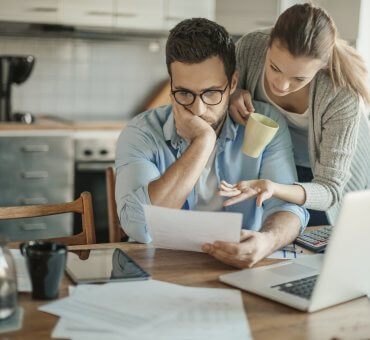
39,280,252,340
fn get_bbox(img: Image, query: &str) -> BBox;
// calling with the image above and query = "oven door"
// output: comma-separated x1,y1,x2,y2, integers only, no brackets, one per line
74,161,114,243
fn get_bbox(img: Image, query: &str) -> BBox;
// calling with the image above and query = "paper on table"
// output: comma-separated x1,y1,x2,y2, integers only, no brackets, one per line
45,280,252,340
143,205,242,252
9,249,32,292
268,244,310,259
52,318,120,340
268,250,306,259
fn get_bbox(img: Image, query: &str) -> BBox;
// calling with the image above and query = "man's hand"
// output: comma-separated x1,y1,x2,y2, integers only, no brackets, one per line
171,96,215,143
202,230,274,268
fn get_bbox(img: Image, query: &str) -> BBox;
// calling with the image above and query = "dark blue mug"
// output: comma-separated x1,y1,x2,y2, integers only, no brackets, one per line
20,241,67,300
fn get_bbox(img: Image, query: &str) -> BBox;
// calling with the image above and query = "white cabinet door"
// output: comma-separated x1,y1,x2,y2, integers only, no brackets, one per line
0,0,59,24
61,0,114,27
164,0,215,30
115,0,164,30
216,0,278,36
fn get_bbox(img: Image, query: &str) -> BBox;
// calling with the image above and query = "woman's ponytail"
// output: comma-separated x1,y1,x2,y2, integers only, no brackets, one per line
329,38,370,104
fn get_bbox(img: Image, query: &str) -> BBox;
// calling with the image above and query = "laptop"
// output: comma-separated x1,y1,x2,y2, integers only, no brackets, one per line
219,190,370,312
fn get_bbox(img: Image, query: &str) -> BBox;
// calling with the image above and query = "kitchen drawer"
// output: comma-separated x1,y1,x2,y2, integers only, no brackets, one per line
0,135,74,203
0,166,73,195
0,186,73,206
0,214,72,241
0,135,74,240
0,136,74,170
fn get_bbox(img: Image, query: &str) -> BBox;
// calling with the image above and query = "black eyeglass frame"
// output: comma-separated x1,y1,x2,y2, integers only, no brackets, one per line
170,82,229,106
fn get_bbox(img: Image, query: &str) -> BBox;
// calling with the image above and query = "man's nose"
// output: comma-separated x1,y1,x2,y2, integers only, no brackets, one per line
190,96,207,116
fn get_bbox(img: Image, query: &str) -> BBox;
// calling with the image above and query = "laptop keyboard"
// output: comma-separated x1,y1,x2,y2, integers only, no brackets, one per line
271,275,318,299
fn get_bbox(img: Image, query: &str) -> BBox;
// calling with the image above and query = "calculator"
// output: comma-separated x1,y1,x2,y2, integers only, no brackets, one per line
295,225,333,253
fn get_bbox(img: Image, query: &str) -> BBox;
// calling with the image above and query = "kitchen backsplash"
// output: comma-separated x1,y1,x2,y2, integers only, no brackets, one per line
0,36,167,121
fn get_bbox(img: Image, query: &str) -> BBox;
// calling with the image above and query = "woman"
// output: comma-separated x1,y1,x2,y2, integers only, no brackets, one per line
221,3,370,225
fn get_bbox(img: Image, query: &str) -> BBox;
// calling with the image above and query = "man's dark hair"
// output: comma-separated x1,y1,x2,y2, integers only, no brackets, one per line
166,18,236,82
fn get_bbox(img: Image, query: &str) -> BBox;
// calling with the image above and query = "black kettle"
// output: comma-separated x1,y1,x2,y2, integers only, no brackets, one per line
0,55,35,122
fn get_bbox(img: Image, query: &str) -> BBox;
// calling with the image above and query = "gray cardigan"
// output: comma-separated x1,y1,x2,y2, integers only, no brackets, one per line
236,30,370,223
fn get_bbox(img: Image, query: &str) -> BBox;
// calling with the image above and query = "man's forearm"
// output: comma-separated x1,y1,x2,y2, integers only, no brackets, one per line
260,211,301,254
148,134,216,208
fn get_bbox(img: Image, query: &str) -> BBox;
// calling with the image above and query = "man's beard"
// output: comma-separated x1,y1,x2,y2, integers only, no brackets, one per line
210,103,228,135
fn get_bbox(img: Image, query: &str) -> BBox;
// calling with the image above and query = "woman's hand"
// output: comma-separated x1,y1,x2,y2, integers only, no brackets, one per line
229,88,255,126
218,179,274,207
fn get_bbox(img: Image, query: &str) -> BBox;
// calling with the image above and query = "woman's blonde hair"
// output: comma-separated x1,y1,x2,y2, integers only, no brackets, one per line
269,3,370,104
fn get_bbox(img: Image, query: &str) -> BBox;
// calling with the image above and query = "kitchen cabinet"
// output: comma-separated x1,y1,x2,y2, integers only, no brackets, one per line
0,0,59,24
115,0,164,31
0,0,215,32
216,0,278,36
164,0,215,30
0,133,74,241
60,0,114,28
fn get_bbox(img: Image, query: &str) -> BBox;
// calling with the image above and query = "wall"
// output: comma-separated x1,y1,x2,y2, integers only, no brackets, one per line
0,35,168,121
357,0,370,84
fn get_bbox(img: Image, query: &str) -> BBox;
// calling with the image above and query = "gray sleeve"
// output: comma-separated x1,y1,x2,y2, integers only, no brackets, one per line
298,87,361,210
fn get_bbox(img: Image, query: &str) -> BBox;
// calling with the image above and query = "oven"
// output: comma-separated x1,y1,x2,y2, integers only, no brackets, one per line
73,130,121,243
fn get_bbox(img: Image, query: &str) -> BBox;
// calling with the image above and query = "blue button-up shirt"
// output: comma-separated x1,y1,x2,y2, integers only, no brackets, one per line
115,101,309,243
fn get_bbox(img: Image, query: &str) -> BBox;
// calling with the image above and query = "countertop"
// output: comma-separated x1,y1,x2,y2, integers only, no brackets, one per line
0,117,126,131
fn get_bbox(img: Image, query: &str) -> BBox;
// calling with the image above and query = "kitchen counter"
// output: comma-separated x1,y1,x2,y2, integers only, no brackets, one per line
0,117,126,131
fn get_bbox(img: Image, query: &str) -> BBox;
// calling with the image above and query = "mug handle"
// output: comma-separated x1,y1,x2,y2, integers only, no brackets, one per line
20,243,27,256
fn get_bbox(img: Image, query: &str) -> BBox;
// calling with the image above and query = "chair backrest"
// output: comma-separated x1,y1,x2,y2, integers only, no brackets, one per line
106,166,127,242
0,191,96,246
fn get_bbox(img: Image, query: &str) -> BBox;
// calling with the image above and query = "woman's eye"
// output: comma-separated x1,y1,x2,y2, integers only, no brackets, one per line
295,78,305,82
270,65,279,72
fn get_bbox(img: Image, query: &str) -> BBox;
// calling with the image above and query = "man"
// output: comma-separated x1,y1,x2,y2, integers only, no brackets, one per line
115,18,309,268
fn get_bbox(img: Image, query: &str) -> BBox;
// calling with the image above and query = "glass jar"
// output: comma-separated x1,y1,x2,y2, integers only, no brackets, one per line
0,235,17,319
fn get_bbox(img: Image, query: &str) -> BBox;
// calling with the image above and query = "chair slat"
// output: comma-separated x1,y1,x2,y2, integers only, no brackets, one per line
0,191,95,246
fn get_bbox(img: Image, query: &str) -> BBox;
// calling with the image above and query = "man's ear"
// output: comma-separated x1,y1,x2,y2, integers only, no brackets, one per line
229,71,238,95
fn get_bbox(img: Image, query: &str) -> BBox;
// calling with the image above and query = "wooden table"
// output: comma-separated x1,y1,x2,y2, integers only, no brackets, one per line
4,242,370,340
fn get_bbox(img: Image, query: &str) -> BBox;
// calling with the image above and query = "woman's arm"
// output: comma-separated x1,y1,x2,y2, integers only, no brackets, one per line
219,180,306,206
299,77,362,210
271,182,306,205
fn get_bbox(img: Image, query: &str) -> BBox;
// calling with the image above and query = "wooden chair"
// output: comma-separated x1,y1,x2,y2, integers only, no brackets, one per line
0,191,96,246
106,166,127,242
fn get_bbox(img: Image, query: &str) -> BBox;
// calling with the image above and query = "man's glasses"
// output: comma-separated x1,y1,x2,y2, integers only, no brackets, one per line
171,83,229,106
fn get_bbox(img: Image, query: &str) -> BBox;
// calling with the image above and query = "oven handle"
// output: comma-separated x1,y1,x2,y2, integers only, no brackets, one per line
76,162,115,172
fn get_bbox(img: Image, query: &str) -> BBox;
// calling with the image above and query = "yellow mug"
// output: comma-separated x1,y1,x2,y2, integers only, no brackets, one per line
242,112,279,158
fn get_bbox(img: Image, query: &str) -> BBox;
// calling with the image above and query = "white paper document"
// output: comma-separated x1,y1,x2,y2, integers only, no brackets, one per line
268,250,305,259
41,280,252,340
267,244,310,259
143,205,242,252
9,249,32,292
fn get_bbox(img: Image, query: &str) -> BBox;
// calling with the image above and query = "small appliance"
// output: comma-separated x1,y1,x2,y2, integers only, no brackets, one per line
0,55,35,123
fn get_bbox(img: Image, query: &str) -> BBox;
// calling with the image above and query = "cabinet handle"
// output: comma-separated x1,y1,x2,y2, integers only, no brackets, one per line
21,197,48,205
115,12,137,18
21,145,50,152
20,223,47,231
28,7,58,12
86,10,112,17
22,171,49,179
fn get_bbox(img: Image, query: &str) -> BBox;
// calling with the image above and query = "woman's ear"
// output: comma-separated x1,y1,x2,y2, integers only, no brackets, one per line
229,71,239,95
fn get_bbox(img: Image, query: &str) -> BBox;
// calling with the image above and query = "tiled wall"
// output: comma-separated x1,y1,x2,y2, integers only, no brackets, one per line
0,36,167,121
